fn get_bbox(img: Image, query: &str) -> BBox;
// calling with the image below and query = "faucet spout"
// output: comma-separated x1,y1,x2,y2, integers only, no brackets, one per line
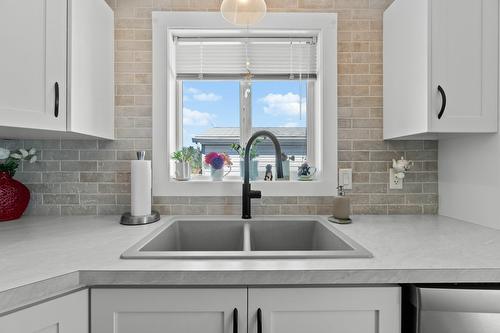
242,130,284,219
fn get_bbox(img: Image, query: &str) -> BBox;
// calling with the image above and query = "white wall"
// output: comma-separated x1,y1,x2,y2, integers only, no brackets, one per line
439,130,500,228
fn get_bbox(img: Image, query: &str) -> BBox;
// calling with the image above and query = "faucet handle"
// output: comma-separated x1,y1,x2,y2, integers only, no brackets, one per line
249,190,262,199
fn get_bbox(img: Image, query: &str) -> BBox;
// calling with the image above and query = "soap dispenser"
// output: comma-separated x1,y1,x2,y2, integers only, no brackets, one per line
328,185,352,224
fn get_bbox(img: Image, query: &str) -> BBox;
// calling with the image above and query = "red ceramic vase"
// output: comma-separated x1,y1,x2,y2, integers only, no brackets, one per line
0,171,30,221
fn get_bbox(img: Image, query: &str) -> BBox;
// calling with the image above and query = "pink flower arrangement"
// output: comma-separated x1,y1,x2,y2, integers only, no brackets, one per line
204,152,232,170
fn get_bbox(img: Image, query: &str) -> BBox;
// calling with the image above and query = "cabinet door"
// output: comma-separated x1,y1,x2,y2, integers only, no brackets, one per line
248,287,401,333
91,288,247,333
431,0,499,133
0,290,88,333
0,0,67,132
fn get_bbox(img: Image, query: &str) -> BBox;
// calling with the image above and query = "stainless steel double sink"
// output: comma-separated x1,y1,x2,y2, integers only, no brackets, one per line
121,216,372,259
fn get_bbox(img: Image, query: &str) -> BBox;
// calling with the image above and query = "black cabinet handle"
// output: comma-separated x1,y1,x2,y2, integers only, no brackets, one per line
437,85,446,119
233,308,238,333
257,308,262,333
54,82,59,118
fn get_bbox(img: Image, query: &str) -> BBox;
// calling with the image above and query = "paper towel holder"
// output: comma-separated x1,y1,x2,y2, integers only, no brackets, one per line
120,150,161,226
120,210,160,226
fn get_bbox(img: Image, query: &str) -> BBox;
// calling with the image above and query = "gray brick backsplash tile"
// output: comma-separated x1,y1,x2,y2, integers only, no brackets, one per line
80,150,117,160
23,161,60,172
24,205,61,216
42,150,79,160
60,183,98,194
280,205,317,215
43,194,79,205
80,172,116,183
369,194,405,205
352,205,387,214
81,194,116,205
98,205,130,215
388,205,423,215
152,204,171,215
405,194,439,205
253,205,281,215
43,172,79,183
98,161,131,172
153,196,189,204
116,194,131,204
27,183,61,194
14,172,42,183
207,205,242,215
98,183,130,194
61,161,98,172
190,196,226,205
5,0,437,217
61,205,97,216
170,205,207,215
24,140,61,149
98,139,135,150
423,205,439,214
61,140,98,150
261,196,298,205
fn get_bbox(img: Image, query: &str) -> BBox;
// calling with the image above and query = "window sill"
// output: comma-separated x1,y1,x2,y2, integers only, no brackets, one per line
158,175,336,196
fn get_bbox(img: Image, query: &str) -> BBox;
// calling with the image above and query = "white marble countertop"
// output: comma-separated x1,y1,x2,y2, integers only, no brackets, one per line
2,214,500,313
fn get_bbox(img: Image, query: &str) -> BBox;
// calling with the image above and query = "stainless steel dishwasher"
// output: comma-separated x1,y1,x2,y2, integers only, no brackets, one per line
404,285,500,333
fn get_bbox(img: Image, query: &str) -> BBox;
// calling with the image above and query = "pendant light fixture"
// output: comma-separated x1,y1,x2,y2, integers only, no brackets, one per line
220,0,267,27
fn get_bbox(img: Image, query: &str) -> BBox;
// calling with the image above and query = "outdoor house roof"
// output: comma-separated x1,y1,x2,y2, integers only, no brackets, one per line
192,127,307,156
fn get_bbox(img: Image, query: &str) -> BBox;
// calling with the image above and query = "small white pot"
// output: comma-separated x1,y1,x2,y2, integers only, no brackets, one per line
175,161,191,181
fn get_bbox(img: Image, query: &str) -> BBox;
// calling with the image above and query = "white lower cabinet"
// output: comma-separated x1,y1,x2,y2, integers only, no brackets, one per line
249,287,401,333
91,286,401,333
91,288,248,333
0,289,88,333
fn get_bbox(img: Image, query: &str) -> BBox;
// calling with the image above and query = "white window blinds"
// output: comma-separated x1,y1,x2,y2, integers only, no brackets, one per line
174,37,318,80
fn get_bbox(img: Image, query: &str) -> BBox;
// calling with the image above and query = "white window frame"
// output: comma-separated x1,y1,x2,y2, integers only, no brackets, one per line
153,12,337,196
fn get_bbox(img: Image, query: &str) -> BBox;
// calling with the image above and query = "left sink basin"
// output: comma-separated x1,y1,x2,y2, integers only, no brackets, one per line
122,220,246,258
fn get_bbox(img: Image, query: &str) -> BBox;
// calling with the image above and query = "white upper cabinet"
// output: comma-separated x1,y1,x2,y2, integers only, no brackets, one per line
383,0,499,140
0,0,114,140
0,0,67,133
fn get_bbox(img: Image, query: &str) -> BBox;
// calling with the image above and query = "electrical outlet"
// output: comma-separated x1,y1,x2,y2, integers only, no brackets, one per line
338,168,352,189
389,168,403,189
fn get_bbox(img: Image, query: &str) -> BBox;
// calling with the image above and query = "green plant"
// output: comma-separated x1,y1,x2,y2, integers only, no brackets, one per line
231,137,264,160
171,147,195,162
189,146,202,172
0,147,37,177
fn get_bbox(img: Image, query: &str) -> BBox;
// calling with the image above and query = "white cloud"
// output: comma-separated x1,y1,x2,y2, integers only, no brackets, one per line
186,87,201,94
183,107,215,126
260,92,306,117
192,92,222,102
185,87,222,102
282,122,299,127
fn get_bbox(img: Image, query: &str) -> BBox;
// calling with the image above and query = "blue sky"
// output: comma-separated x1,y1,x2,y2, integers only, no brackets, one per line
182,80,307,147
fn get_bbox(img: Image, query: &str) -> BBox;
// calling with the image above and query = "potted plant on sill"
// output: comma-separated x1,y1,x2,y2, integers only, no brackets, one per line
231,138,262,181
0,147,37,221
204,152,232,181
171,147,198,181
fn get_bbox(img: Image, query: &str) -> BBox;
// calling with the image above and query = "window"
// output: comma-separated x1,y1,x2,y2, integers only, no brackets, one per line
152,12,338,196
175,36,317,180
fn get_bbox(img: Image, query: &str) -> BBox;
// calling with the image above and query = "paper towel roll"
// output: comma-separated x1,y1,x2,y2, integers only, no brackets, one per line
131,160,151,216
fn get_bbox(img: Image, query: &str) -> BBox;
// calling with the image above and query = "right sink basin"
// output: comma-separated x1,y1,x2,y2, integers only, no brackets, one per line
250,220,354,251
121,216,372,259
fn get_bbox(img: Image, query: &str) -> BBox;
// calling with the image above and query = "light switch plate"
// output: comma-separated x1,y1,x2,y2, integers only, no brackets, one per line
338,168,352,189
